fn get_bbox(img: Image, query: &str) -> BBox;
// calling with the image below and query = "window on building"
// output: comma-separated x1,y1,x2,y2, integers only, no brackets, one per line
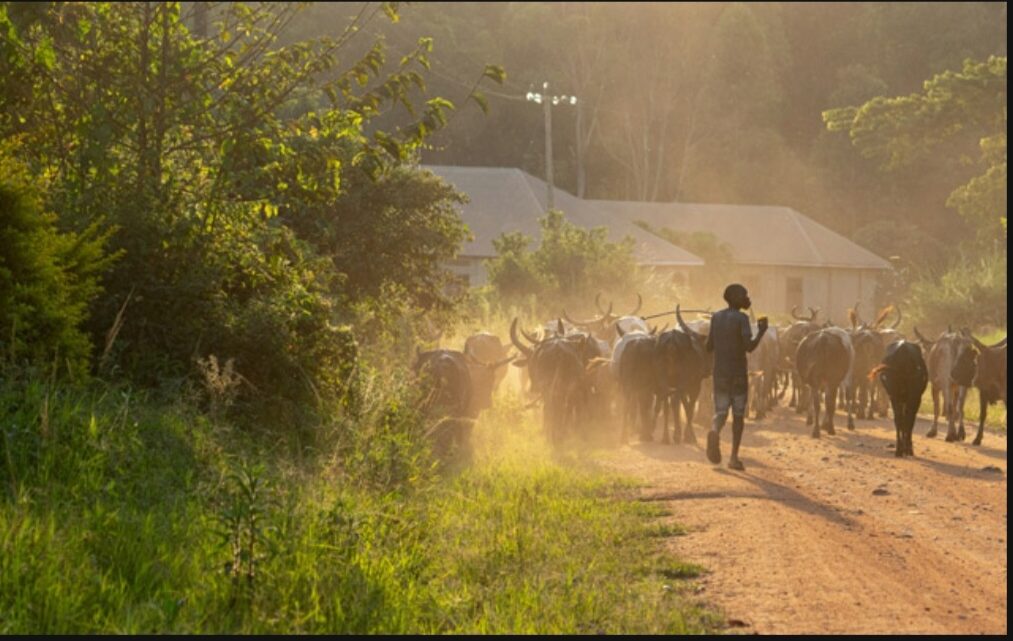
786,277,803,312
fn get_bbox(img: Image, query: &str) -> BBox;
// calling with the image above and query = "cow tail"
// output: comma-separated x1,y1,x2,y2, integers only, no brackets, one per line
868,364,888,382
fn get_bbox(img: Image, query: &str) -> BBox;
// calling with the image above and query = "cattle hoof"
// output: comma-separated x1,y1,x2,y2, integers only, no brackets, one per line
957,429,966,441
926,427,937,438
810,430,820,439
945,432,957,443
895,449,903,458
972,438,982,446
847,420,855,430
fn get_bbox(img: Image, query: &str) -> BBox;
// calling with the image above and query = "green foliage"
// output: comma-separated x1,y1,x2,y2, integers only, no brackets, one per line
0,374,717,633
0,146,116,376
484,210,640,314
0,2,501,414
905,249,1006,331
824,56,1007,237
826,56,1007,325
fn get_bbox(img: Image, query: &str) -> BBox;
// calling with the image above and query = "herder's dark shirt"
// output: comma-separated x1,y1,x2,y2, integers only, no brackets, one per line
705,308,754,380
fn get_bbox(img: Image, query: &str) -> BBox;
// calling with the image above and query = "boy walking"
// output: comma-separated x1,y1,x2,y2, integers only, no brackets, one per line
705,284,768,470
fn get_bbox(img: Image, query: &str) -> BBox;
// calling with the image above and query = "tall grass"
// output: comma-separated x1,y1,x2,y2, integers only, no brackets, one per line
0,372,717,633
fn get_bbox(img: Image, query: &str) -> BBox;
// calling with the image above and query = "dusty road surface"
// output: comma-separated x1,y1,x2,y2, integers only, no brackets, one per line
599,406,1007,635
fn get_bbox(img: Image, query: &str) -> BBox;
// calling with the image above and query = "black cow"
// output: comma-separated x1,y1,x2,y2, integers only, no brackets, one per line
413,347,514,457
958,336,1008,446
654,325,708,445
510,318,596,448
615,331,658,443
870,340,928,457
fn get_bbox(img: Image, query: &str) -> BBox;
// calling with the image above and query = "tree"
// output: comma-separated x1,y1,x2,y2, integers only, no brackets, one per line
0,143,115,376
824,56,1008,329
0,2,502,412
824,56,1007,238
484,210,639,315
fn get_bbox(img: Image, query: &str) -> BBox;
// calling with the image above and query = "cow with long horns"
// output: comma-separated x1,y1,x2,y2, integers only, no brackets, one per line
655,311,711,444
781,306,823,413
847,302,888,421
563,292,646,343
510,318,600,447
413,347,515,457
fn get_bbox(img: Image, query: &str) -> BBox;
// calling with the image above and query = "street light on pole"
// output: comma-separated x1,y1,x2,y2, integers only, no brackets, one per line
526,82,578,212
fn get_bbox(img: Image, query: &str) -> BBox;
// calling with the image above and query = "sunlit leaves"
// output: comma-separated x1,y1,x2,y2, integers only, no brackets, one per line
482,64,505,85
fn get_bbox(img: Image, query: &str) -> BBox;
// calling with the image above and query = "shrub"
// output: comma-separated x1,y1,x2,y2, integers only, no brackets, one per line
0,145,115,377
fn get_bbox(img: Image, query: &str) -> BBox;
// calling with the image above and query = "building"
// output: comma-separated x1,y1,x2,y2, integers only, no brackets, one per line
424,165,892,320
591,200,892,321
423,165,705,287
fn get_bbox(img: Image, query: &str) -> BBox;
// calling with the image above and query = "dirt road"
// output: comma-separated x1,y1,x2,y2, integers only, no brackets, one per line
599,407,1007,634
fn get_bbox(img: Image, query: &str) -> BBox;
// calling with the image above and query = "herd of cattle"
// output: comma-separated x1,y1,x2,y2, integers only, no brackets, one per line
412,295,1007,459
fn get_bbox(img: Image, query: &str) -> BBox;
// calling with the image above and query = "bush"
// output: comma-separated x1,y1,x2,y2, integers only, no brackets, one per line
0,146,115,377
484,210,642,315
905,248,1007,331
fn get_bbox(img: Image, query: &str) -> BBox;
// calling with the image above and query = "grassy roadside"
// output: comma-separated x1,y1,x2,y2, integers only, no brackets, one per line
0,377,719,633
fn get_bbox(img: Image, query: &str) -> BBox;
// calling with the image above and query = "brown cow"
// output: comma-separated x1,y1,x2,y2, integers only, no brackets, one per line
914,327,972,442
965,336,1007,446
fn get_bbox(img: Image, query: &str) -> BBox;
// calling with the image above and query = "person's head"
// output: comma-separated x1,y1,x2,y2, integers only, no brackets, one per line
723,283,751,310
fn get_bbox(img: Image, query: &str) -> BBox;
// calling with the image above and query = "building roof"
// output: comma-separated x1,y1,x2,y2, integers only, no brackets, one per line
422,165,706,267
588,200,892,270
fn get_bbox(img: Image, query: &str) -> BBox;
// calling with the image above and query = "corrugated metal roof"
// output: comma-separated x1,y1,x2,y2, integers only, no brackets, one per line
422,165,705,266
589,200,892,270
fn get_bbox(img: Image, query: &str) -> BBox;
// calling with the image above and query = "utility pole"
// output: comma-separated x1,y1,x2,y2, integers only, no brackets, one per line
526,82,577,212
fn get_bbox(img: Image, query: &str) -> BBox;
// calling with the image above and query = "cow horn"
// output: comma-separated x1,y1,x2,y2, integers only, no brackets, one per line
848,303,859,330
676,304,695,336
557,318,566,336
808,307,820,321
891,305,902,329
629,293,643,316
509,317,534,357
649,325,659,336
615,322,625,338
791,306,805,321
594,292,608,315
912,326,934,346
947,324,953,334
562,309,595,327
